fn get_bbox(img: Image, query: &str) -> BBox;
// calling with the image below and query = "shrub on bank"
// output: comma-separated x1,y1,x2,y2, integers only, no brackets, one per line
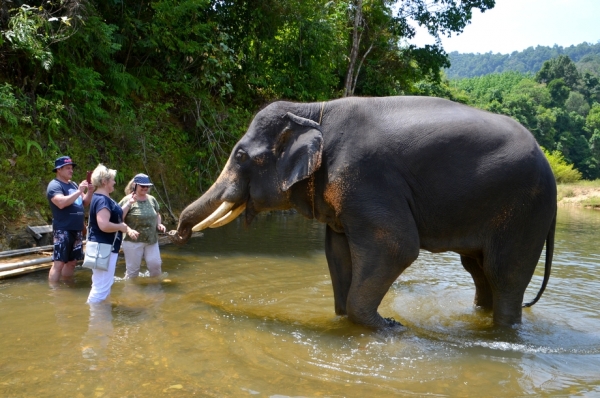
542,148,583,183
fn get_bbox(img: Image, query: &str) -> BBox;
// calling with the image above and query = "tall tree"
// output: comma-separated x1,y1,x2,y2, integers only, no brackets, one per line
535,55,581,90
343,0,496,97
344,0,363,97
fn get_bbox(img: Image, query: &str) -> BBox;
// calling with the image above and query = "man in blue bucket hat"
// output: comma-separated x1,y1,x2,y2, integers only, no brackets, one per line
47,156,95,285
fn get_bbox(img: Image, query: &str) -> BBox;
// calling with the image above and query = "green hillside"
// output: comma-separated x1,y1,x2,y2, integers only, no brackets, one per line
446,42,600,78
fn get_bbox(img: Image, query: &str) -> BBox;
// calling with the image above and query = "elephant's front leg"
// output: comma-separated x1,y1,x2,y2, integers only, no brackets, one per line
345,223,420,329
325,226,352,316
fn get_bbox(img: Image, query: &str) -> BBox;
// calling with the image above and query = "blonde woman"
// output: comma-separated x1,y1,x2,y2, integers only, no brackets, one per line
119,174,166,279
87,164,139,304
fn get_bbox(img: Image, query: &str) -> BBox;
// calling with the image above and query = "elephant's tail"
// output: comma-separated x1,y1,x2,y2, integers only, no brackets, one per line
523,210,556,308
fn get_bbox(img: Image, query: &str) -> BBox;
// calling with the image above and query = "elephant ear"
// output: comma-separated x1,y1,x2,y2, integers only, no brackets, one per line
276,112,324,191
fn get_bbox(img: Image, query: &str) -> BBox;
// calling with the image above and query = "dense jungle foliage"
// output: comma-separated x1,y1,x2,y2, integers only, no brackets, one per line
447,42,600,78
1,0,496,229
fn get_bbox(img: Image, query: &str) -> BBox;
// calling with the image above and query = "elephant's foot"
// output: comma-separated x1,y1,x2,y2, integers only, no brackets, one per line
473,292,494,310
334,304,347,316
493,298,523,326
383,317,403,328
348,310,403,329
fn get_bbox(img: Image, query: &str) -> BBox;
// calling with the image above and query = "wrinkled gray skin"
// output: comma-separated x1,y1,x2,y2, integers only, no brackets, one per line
173,96,557,329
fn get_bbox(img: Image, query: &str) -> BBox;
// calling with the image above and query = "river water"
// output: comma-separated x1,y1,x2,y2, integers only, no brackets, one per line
0,207,599,397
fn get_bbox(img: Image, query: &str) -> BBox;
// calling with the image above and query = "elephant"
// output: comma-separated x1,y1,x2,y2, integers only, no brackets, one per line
170,96,557,329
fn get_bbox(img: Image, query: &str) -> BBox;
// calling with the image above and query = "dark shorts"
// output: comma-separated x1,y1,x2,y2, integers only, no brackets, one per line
52,230,84,263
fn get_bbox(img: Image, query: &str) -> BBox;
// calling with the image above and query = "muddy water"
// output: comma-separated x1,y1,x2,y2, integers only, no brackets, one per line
1,207,599,397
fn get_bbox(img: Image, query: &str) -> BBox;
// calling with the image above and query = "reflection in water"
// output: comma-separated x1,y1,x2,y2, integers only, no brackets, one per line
81,302,113,370
80,280,168,371
0,208,599,396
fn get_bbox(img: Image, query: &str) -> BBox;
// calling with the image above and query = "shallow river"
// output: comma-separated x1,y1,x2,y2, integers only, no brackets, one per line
1,207,599,397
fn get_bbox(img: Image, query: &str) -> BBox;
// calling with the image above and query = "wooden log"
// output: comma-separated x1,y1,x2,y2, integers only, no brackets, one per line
0,263,52,279
27,225,52,240
0,245,54,259
0,257,53,272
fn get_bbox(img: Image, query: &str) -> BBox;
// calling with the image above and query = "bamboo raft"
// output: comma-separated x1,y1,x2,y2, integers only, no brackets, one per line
0,244,53,278
0,231,201,280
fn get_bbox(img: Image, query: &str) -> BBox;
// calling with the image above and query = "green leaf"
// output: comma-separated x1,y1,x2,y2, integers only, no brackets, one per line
26,140,44,156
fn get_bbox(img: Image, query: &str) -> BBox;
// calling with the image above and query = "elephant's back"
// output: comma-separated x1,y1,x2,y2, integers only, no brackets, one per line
323,95,554,215
324,96,542,175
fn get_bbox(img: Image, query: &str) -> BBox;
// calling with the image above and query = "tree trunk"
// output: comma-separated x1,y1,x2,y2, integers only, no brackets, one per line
351,41,374,96
344,0,363,97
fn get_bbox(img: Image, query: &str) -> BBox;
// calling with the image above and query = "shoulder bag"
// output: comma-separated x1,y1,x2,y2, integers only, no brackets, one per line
82,221,118,271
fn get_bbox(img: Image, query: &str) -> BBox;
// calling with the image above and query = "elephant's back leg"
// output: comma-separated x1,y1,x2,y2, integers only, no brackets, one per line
460,254,493,309
484,205,554,326
485,248,544,326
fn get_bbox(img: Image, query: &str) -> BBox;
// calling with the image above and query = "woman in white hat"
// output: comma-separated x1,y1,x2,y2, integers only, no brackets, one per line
119,174,166,279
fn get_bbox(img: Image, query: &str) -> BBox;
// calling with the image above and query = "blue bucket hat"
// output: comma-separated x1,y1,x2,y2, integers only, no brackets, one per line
52,156,77,172
133,173,153,186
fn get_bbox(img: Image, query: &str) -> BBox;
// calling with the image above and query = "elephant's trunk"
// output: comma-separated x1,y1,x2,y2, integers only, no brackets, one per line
168,161,247,244
168,182,227,245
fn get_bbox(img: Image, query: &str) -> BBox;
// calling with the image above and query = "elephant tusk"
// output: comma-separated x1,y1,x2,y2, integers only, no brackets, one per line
191,201,235,232
209,203,246,228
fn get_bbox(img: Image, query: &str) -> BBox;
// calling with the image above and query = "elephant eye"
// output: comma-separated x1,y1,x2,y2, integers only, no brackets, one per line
235,149,248,163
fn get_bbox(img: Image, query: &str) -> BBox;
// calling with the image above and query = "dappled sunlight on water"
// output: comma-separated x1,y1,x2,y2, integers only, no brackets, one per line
1,208,599,396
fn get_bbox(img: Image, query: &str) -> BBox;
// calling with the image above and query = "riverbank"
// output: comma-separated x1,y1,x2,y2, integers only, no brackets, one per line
0,210,51,251
557,181,600,208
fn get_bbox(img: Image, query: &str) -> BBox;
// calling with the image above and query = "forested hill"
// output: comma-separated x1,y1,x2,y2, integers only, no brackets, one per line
446,42,600,79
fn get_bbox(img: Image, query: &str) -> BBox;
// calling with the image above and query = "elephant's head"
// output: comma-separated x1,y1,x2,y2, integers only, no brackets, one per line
170,103,324,244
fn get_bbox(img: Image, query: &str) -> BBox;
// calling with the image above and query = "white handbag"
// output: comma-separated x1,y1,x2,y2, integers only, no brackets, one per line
82,241,114,271
82,219,118,271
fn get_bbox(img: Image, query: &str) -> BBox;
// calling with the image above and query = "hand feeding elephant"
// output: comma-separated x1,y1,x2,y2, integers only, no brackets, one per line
170,96,557,329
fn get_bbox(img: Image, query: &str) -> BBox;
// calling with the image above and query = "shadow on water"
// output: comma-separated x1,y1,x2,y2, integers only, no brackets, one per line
171,211,326,257
1,208,600,396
